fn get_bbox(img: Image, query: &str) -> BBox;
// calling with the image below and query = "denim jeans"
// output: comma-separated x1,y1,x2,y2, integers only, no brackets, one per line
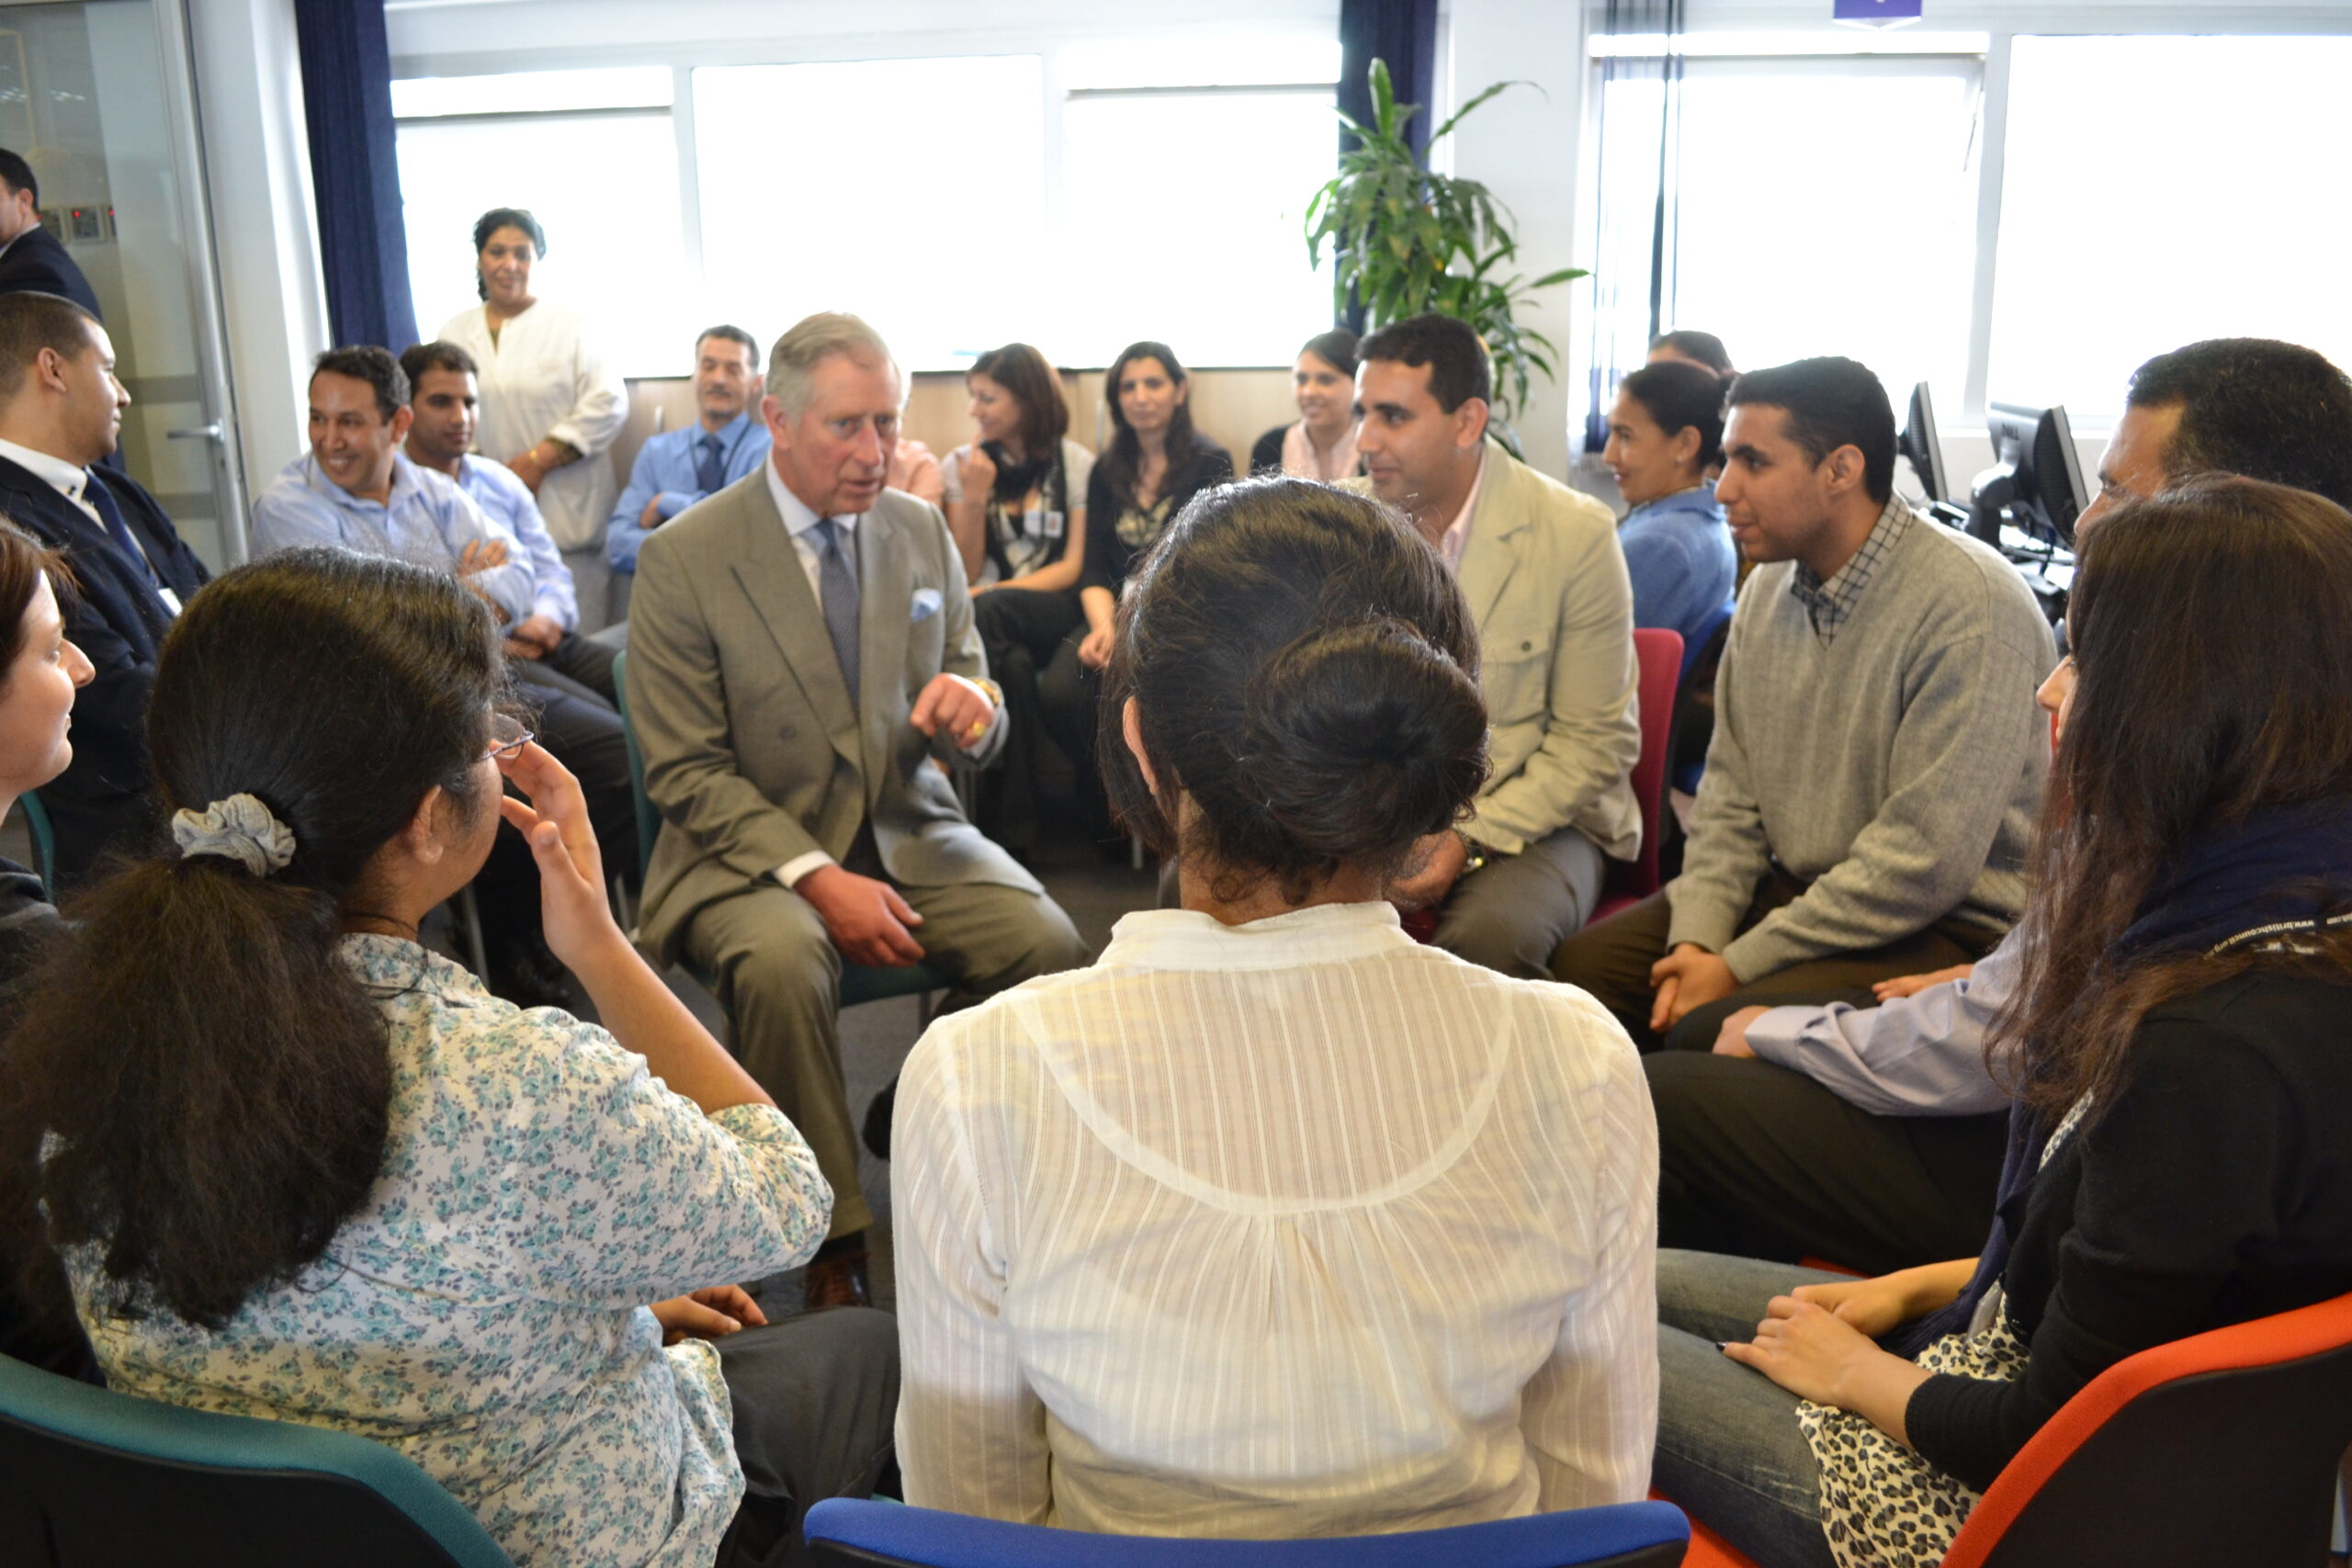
1654,1249,1848,1568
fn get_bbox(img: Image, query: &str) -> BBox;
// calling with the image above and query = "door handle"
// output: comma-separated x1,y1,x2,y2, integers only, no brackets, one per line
166,423,224,442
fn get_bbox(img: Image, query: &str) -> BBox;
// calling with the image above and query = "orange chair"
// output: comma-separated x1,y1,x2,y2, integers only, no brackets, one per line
1667,1286,2352,1568
1586,626,1683,927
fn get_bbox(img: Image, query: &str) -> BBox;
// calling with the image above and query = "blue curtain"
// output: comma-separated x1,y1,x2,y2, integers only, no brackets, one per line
293,0,418,352
1339,0,1439,160
1336,0,1439,330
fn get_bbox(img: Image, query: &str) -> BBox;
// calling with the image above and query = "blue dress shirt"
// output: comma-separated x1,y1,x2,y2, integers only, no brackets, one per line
456,455,578,630
606,412,771,573
251,450,537,626
1742,926,2018,1117
1618,480,1737,652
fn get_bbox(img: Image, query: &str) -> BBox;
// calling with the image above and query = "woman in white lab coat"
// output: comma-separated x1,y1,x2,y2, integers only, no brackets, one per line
437,208,628,628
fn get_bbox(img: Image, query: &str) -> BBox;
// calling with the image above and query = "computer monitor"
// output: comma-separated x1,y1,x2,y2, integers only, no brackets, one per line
1973,401,2088,547
1899,381,1951,505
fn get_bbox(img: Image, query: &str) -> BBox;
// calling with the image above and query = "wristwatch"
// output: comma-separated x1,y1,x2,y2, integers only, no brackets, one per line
1454,828,1489,876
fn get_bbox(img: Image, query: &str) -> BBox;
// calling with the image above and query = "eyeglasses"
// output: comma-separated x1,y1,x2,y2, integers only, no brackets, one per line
481,712,535,764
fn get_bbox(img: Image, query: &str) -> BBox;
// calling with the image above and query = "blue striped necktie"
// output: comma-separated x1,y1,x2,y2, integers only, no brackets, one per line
814,517,860,700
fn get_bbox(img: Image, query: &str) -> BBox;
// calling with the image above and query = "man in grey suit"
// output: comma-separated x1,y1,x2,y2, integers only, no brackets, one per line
628,312,1085,1309
1351,313,1643,978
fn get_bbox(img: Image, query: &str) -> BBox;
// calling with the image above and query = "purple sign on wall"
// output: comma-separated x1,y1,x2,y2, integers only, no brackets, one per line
1833,0,1925,18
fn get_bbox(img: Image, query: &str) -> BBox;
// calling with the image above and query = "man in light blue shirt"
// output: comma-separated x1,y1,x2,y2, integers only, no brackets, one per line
606,324,770,576
401,340,616,704
251,346,638,1002
251,349,537,625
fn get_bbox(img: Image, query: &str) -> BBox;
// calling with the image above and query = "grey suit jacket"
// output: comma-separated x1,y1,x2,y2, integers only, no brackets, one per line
627,472,1040,964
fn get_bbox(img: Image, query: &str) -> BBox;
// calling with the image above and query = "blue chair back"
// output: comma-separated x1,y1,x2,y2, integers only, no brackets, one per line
1679,598,1736,687
18,788,56,890
609,649,945,1010
0,1352,513,1567
804,1498,1690,1568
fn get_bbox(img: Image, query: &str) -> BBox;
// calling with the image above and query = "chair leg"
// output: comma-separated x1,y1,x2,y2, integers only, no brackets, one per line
456,886,491,980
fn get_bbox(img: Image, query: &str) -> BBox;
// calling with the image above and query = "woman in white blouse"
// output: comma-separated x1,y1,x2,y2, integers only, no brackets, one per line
437,208,628,628
892,477,1658,1535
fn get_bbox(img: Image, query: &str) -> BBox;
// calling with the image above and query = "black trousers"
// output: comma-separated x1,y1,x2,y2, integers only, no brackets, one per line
716,1305,900,1568
1646,1045,2009,1275
531,630,618,703
969,587,1080,854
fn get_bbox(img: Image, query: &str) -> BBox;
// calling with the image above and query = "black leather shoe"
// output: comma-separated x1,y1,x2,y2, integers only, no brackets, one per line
862,1077,897,1161
804,1249,872,1311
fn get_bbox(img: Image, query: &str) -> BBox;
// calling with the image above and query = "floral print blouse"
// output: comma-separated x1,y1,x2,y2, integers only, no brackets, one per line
63,935,831,1568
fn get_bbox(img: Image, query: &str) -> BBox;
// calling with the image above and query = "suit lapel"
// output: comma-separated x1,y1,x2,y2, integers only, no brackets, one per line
856,502,913,800
726,483,861,770
1453,448,1526,629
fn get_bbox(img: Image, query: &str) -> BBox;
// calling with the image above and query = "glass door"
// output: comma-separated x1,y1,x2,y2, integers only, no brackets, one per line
0,0,245,565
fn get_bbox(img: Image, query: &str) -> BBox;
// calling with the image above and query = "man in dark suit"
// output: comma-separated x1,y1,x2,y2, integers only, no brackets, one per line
0,152,101,320
629,311,1085,1309
0,291,205,883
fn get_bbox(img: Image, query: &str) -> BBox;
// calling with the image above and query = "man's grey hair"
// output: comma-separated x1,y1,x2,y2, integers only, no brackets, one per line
765,311,898,418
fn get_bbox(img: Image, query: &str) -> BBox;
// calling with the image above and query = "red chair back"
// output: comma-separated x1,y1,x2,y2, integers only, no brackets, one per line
1591,628,1683,919
1668,1288,2352,1568
1944,1286,2352,1568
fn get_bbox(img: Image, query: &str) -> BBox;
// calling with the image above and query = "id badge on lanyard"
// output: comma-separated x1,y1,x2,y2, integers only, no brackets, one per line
1023,507,1065,541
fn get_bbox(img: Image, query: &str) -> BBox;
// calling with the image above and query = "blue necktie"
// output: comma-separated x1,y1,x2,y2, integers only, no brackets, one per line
814,517,860,701
84,472,159,588
695,432,726,495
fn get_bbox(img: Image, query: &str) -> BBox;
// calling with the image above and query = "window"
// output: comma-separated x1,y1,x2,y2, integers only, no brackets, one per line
392,34,1341,375
692,55,1046,372
1593,56,1980,413
1058,36,1337,367
1988,34,2352,418
394,70,692,378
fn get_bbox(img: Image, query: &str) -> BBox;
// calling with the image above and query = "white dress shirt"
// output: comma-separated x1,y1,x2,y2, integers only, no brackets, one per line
893,900,1658,1536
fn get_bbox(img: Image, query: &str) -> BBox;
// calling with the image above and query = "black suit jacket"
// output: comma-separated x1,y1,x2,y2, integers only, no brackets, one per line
0,226,101,320
0,456,207,883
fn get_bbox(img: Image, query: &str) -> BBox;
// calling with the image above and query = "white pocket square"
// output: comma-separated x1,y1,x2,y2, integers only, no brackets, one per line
910,587,943,621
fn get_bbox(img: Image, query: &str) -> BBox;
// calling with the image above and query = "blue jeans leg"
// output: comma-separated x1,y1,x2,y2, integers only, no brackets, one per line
1654,1249,1845,1568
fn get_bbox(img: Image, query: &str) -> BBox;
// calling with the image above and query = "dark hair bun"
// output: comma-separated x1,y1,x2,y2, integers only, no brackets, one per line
1234,617,1489,868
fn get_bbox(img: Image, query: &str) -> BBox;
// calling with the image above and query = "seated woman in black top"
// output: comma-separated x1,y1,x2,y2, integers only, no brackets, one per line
1037,342,1231,833
0,518,96,1375
1250,329,1361,479
942,343,1093,853
1652,474,2352,1568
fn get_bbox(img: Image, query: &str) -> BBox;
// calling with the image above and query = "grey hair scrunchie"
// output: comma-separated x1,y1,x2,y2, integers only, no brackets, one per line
171,794,297,877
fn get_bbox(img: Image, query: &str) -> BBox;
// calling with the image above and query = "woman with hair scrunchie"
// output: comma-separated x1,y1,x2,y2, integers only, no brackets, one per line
892,477,1659,1532
0,548,897,1568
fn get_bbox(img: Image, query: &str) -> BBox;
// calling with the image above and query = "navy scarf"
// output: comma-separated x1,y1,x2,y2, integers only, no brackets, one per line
1891,797,2352,1356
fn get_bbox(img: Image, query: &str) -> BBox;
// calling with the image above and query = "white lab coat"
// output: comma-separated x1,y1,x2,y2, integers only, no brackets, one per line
437,299,627,552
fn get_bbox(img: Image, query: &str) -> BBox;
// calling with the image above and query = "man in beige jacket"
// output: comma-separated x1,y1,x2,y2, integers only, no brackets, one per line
1351,313,1641,978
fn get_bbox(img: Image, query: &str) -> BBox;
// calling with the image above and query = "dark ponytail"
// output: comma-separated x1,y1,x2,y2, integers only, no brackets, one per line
0,548,503,1329
1103,477,1489,906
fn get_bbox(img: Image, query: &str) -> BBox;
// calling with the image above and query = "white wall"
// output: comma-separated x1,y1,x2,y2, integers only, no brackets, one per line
188,0,329,506
1442,1,1589,479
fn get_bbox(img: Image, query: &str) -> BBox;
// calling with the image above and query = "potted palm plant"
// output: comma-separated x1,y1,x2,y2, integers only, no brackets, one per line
1306,59,1586,440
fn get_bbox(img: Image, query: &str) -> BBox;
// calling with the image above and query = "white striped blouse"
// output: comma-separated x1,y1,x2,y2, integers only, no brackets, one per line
892,900,1658,1536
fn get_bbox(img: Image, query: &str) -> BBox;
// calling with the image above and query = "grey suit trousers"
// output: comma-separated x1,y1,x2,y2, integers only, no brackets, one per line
682,867,1085,1238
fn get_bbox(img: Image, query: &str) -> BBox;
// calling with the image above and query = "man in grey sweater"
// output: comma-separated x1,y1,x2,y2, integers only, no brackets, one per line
1555,357,2055,1053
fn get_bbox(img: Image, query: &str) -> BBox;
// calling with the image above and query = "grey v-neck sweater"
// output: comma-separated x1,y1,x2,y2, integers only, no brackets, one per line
1666,506,2057,982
